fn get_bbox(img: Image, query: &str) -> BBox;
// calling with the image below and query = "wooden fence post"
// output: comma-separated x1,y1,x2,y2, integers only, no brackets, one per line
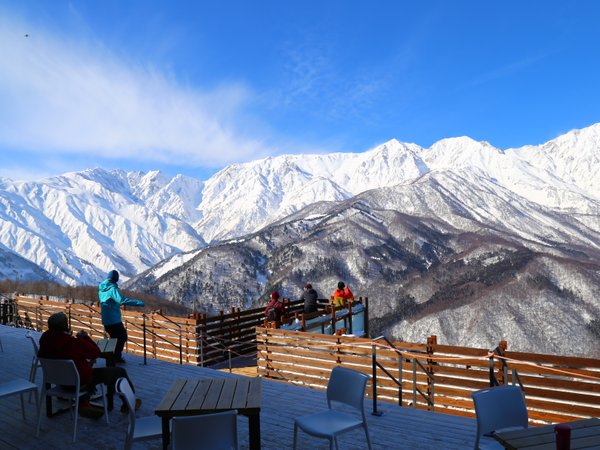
364,297,369,336
427,335,437,411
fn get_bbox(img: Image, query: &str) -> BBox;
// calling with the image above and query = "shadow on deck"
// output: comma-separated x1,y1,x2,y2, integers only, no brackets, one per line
0,325,477,449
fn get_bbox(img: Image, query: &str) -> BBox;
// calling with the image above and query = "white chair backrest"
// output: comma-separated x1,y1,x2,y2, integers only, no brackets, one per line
472,385,528,445
26,332,39,355
116,377,136,449
171,411,238,450
327,366,369,412
39,358,80,388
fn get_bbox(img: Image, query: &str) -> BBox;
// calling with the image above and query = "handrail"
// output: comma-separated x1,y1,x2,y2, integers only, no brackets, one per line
371,335,434,416
489,343,524,390
126,316,184,365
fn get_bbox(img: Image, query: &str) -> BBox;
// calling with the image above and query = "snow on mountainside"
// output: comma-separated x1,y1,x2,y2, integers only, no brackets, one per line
0,169,205,285
1,122,600,290
128,174,600,357
194,140,427,242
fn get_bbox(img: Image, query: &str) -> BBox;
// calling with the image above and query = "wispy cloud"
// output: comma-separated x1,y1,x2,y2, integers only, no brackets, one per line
0,16,271,169
273,37,392,124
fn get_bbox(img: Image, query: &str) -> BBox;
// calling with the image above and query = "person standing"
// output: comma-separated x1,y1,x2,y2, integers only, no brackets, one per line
332,281,354,308
301,283,318,313
98,270,144,363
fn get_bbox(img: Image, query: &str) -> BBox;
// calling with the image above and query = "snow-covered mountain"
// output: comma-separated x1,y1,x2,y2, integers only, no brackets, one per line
128,172,600,356
1,123,599,292
0,170,205,284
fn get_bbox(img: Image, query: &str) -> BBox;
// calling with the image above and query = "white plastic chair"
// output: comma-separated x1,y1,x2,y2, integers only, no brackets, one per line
293,366,373,450
0,378,39,421
36,358,109,443
115,376,164,450
26,332,42,402
171,411,238,450
471,385,528,449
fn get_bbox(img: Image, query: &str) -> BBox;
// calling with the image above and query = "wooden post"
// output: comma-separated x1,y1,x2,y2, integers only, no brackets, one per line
331,302,336,335
348,299,353,335
426,335,437,411
364,297,369,337
498,340,508,384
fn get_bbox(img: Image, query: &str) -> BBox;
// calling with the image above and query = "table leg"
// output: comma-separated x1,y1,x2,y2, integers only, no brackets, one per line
249,411,261,450
162,416,170,450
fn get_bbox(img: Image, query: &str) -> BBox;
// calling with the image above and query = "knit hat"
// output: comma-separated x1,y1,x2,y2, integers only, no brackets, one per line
48,312,69,332
337,281,345,290
107,270,119,283
271,291,280,300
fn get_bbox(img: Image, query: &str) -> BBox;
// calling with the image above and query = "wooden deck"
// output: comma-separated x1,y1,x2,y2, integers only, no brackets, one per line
0,324,478,449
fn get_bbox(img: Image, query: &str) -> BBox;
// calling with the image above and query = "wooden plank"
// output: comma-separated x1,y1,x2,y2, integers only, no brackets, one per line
231,378,251,409
216,378,238,410
172,379,199,412
246,378,262,409
187,380,211,410
155,379,186,413
202,378,225,410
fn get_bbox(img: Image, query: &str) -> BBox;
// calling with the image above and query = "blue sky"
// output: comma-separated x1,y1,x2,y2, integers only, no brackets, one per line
1,0,599,181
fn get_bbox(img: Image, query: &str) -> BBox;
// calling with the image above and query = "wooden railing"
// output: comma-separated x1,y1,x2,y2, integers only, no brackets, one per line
10,295,362,367
13,296,198,364
256,327,600,424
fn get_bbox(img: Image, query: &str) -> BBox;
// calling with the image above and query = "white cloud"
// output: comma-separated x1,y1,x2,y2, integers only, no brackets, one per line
0,16,271,168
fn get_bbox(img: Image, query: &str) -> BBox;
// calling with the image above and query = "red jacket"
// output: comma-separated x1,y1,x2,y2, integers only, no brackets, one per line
264,298,285,317
333,287,354,301
38,329,100,386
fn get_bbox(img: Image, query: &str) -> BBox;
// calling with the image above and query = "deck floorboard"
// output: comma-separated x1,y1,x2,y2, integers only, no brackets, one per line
0,324,477,449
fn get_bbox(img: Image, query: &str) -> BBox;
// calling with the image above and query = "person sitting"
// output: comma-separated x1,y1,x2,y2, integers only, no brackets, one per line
264,291,285,322
301,283,319,314
38,312,141,417
332,281,354,308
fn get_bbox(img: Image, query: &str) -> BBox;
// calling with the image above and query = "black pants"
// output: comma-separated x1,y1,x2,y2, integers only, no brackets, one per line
104,322,127,360
90,366,134,411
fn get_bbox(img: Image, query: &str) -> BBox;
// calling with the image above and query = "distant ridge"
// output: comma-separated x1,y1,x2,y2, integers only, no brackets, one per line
0,122,599,287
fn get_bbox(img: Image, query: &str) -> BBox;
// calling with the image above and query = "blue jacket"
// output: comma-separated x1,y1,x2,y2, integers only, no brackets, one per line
98,279,144,326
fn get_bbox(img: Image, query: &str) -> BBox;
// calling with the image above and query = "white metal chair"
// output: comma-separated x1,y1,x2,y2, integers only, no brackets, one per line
0,378,39,421
36,358,109,443
471,385,528,449
26,332,42,402
115,376,164,450
293,366,373,450
171,411,238,450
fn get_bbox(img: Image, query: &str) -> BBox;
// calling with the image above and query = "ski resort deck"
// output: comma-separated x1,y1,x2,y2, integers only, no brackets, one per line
0,324,478,450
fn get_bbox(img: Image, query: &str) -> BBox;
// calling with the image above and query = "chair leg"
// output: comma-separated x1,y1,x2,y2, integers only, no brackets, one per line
20,392,26,420
100,384,109,424
72,397,79,443
363,424,373,450
293,422,298,450
28,361,37,403
36,388,45,437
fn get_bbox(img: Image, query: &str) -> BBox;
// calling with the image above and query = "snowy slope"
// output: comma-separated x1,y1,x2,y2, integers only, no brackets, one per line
1,122,600,287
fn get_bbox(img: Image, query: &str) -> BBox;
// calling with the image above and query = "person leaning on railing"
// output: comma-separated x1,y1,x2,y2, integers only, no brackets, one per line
98,270,144,364
264,291,285,322
332,281,354,308
301,283,318,314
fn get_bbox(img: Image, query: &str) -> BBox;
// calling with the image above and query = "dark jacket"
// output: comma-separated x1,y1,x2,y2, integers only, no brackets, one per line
38,329,101,386
302,288,318,313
